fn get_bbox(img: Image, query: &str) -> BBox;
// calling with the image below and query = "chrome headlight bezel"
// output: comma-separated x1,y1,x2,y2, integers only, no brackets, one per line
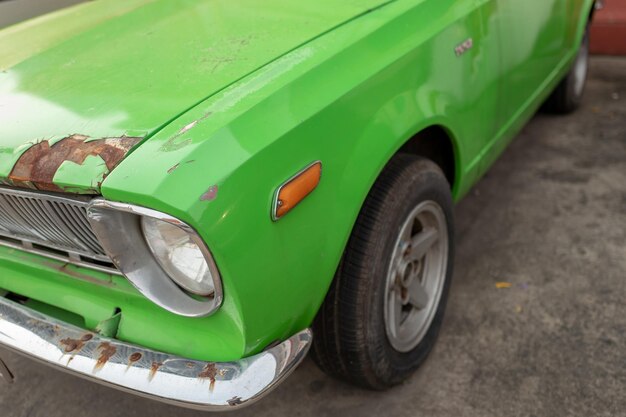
86,199,223,317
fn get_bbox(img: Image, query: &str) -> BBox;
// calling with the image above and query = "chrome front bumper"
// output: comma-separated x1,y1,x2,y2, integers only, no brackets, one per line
0,297,312,410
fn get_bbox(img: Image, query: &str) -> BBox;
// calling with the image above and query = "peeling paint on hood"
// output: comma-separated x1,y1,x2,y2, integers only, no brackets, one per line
0,0,390,194
5,135,142,194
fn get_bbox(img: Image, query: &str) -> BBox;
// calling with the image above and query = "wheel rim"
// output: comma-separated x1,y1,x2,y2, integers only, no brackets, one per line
384,200,448,353
573,33,589,98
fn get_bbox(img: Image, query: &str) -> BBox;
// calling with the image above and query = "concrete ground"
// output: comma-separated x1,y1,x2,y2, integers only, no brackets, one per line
1,56,624,416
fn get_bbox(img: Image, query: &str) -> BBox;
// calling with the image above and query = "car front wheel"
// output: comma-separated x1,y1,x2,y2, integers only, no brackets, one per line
312,154,454,389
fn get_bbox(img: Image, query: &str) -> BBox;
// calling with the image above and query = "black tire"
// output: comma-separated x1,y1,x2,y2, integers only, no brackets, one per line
543,27,590,114
311,154,454,389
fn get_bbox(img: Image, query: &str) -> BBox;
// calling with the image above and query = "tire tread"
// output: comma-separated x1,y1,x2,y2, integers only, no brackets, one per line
312,154,453,389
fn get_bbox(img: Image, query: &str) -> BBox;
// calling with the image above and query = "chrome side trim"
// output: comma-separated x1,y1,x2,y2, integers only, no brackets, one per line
87,199,223,318
0,296,312,411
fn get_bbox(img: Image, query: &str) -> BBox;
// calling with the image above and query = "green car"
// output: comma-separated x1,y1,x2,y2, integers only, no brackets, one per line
0,0,596,410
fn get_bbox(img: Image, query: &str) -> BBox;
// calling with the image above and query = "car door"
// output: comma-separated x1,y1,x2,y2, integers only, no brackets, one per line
494,0,571,126
472,0,573,175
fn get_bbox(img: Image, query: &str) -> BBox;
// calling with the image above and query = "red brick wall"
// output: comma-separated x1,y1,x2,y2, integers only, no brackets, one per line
590,0,626,55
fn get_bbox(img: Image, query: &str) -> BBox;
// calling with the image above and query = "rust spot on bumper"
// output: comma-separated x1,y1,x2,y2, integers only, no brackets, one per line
93,342,117,372
60,333,94,364
125,352,143,372
148,361,163,381
198,363,217,392
60,338,81,353
8,134,142,193
60,333,93,353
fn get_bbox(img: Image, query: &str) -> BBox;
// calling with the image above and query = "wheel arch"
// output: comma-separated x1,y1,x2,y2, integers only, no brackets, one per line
575,0,599,42
589,0,602,23
395,125,459,192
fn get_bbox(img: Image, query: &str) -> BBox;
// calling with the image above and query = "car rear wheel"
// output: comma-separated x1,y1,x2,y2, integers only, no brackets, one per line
544,27,590,114
311,154,454,389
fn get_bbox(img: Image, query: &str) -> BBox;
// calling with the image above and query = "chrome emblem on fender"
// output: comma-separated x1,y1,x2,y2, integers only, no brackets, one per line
454,38,473,57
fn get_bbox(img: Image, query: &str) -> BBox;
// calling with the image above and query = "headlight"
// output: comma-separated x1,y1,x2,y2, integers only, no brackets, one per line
141,217,215,296
87,199,223,317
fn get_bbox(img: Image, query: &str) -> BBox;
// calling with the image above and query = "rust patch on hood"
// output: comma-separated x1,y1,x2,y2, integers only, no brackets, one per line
8,134,142,193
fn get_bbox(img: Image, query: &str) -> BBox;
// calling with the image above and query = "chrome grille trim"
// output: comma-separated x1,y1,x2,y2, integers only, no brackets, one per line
0,187,119,275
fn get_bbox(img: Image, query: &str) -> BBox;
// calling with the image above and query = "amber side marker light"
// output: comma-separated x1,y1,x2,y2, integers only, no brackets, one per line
272,161,322,221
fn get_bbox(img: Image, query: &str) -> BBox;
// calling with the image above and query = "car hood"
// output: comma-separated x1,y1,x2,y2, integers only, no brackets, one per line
0,0,390,193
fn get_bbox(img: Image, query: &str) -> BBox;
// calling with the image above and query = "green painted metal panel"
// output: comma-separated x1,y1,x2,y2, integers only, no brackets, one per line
0,0,595,361
0,0,390,183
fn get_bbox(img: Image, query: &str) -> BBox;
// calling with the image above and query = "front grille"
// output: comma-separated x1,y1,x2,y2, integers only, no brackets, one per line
0,187,119,274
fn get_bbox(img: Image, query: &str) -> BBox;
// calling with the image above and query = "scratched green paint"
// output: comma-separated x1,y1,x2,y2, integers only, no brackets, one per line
0,0,594,361
0,0,390,183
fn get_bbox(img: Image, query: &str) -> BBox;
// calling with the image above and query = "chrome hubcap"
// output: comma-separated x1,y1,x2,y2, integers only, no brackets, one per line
384,200,448,352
